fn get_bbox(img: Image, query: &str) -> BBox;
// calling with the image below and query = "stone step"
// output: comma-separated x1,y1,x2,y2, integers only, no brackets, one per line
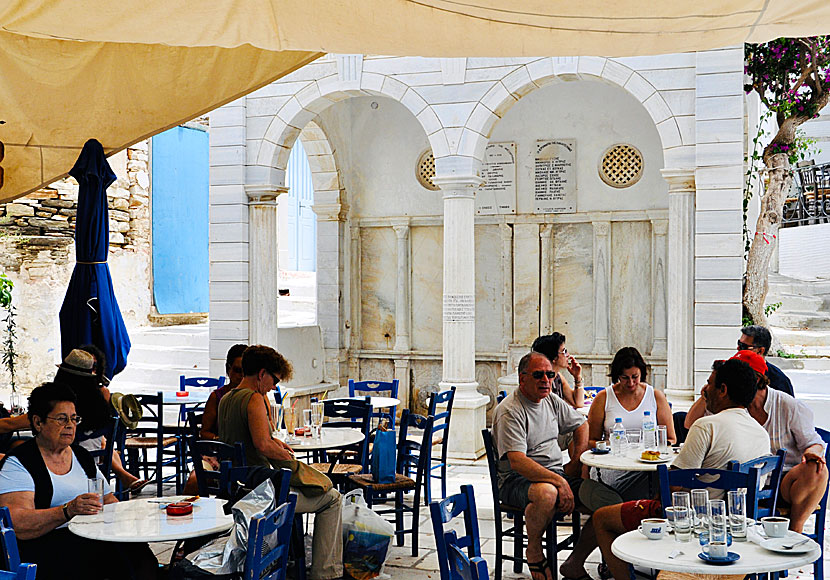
772,327,830,348
110,361,213,392
768,273,830,296
768,311,830,330
128,324,209,348
765,292,824,312
127,344,208,367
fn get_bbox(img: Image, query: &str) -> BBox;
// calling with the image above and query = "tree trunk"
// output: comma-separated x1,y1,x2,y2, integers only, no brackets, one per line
743,152,792,327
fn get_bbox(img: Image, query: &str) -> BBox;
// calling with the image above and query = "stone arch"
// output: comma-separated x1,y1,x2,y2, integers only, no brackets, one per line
294,120,342,208
251,71,442,191
460,57,687,168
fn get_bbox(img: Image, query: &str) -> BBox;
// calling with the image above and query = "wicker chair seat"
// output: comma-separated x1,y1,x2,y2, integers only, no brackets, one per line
309,462,363,475
348,472,415,492
125,436,178,448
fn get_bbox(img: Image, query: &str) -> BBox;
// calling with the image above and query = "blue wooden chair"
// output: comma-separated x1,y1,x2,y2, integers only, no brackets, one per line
447,543,489,580
656,464,761,519
179,375,225,421
430,484,482,580
349,379,399,428
426,386,456,503
309,398,372,483
348,410,434,556
76,413,124,497
123,392,184,496
185,437,245,497
0,508,36,580
496,390,507,404
797,427,830,580
727,450,786,518
242,493,298,580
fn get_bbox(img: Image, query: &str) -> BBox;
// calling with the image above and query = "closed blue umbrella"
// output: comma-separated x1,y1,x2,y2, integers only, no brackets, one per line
59,139,130,379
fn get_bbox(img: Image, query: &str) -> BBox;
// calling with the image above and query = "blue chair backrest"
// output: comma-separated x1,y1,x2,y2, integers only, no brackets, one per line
243,493,298,580
323,398,372,469
430,484,481,580
75,414,121,481
447,542,489,580
429,387,456,428
657,464,761,519
0,507,36,580
186,437,246,497
583,386,604,406
349,379,399,427
220,465,292,504
806,428,830,542
398,409,435,477
496,391,506,404
179,375,226,421
726,450,785,518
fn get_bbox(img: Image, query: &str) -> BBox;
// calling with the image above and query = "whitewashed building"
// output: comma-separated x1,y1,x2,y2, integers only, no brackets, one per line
208,49,746,458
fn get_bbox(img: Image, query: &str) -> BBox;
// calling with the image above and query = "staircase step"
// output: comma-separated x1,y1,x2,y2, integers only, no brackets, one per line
772,327,830,348
127,344,208,367
765,293,824,312
127,324,208,348
768,311,830,330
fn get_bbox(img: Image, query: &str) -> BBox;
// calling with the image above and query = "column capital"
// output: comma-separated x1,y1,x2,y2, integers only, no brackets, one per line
311,202,348,221
245,184,287,204
593,220,611,237
391,219,411,238
660,168,696,192
433,174,485,199
651,218,669,236
539,223,553,240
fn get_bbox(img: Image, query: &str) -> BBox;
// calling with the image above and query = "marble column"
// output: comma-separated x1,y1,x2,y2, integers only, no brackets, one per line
392,219,412,411
499,223,514,354
592,221,611,354
539,224,554,335
433,165,488,460
651,219,669,357
662,168,696,401
245,184,285,348
348,224,361,380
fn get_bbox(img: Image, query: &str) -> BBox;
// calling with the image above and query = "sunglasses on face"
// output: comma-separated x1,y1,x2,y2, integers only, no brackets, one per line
526,370,557,380
737,340,759,350
268,371,280,385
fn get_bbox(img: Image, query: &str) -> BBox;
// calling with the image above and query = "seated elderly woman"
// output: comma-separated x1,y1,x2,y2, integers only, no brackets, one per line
0,382,158,580
559,347,675,580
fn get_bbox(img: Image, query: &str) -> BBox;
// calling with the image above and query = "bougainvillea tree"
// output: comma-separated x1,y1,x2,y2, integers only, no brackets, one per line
743,37,830,327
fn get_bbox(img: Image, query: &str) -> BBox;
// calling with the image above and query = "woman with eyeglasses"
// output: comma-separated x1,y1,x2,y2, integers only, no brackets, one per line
531,333,584,409
0,382,159,579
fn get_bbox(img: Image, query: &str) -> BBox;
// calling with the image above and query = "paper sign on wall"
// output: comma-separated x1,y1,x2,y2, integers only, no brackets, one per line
534,139,576,213
476,142,516,215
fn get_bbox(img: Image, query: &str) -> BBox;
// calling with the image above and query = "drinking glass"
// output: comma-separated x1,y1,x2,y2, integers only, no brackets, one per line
656,425,668,453
671,491,693,542
625,429,641,449
88,477,104,513
285,405,297,438
727,490,747,541
691,489,709,533
302,408,313,437
311,401,324,439
708,499,728,545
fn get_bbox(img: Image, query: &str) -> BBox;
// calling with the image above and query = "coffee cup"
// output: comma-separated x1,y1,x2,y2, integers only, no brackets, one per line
760,516,789,538
703,541,729,559
596,441,608,451
638,518,668,540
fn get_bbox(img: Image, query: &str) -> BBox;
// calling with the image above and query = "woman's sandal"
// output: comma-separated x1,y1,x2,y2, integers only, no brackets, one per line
127,479,152,494
528,558,552,580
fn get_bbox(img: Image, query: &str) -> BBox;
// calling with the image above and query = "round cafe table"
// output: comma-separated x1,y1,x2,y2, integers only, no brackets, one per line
274,427,365,452
611,528,820,576
161,390,212,405
329,396,400,408
580,448,676,472
69,497,233,543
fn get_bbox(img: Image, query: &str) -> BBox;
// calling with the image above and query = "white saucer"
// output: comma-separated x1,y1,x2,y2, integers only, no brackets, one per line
760,536,817,554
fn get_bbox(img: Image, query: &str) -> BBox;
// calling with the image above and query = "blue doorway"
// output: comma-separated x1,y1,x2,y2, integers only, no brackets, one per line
151,126,209,314
283,140,317,272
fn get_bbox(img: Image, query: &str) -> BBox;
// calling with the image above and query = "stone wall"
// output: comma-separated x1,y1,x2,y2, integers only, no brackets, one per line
0,144,152,391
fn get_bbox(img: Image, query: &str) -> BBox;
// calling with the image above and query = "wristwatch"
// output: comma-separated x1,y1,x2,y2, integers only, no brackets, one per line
62,502,71,521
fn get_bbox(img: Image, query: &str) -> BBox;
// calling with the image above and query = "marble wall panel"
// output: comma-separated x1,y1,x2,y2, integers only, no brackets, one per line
552,223,594,354
411,359,443,415
475,225,504,353
476,361,503,424
360,227,397,349
513,223,540,344
610,221,652,354
411,226,443,351
358,357,395,385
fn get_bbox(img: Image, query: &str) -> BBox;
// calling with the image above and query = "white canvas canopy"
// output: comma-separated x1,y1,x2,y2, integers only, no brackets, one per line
2,0,830,201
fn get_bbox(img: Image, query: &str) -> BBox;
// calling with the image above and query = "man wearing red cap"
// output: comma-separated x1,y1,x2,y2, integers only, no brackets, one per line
686,349,827,533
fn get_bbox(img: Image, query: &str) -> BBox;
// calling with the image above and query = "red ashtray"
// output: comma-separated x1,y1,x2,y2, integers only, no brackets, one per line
176,391,190,397
294,427,306,436
166,502,193,516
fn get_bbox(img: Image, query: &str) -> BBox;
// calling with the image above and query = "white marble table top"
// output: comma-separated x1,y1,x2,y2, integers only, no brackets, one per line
329,396,400,408
611,529,820,575
162,391,212,405
580,448,676,471
69,497,233,543
275,427,365,451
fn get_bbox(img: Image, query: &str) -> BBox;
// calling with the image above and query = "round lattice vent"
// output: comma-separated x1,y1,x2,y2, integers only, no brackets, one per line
416,150,439,191
599,144,644,188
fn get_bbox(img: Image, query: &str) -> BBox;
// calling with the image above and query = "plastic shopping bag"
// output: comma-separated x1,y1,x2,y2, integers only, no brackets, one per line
371,429,396,484
342,489,395,580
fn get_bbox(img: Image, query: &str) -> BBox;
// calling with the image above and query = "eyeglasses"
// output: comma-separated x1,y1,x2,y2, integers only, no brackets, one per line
268,371,280,385
525,370,557,380
558,348,568,355
737,340,758,350
46,415,82,427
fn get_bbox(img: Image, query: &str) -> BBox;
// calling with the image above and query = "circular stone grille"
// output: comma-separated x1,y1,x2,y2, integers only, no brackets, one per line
599,144,644,188
416,150,439,191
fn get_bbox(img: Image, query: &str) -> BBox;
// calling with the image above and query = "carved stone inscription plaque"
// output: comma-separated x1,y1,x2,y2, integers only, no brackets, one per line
476,142,516,215
443,294,475,322
534,139,576,213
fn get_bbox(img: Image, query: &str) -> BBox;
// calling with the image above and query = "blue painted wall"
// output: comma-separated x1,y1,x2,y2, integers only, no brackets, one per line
284,140,317,271
151,126,209,314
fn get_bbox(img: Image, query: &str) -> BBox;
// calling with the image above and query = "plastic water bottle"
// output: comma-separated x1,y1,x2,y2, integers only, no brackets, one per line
610,417,627,456
642,410,657,450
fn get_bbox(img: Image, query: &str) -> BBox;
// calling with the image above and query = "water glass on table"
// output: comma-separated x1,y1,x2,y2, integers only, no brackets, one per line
727,489,747,541
656,425,668,453
87,477,104,513
311,401,324,439
302,408,313,438
626,429,641,449
704,499,729,558
671,491,693,542
691,489,709,534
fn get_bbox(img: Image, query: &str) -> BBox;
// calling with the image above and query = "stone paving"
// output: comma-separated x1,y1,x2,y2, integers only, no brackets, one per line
146,458,827,579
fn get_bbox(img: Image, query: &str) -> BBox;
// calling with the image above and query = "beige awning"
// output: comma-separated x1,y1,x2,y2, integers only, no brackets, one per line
2,0,830,201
